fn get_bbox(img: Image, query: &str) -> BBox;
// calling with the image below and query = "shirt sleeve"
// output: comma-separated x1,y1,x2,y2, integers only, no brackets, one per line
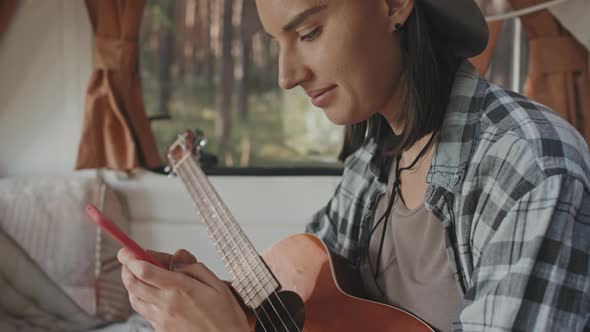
304,149,371,265
305,180,344,257
455,174,590,331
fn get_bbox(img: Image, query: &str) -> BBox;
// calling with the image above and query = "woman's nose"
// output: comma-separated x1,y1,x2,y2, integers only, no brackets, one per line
278,50,311,90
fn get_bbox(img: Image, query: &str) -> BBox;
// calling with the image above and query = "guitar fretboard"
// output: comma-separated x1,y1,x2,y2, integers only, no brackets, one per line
174,155,279,309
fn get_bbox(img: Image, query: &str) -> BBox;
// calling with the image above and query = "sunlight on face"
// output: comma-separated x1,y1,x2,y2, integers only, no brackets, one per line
255,0,406,125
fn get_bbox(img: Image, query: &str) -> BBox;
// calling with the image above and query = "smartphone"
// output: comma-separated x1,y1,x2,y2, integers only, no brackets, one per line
86,204,166,269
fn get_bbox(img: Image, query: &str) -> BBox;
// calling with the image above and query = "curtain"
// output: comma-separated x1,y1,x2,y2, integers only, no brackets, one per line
76,0,161,172
0,0,18,39
469,21,504,75
508,0,590,144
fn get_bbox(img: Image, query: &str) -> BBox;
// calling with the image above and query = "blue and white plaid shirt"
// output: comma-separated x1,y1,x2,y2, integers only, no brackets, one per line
306,60,590,331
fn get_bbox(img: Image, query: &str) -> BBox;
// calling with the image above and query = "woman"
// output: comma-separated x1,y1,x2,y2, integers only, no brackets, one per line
117,0,590,331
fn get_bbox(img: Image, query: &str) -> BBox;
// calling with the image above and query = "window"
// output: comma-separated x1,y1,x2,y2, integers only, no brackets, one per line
476,0,529,93
139,0,342,173
139,0,527,173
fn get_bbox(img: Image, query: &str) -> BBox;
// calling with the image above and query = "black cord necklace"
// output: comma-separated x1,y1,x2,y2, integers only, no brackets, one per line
367,130,439,295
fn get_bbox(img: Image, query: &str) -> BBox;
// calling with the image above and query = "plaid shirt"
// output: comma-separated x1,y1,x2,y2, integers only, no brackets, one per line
306,60,590,331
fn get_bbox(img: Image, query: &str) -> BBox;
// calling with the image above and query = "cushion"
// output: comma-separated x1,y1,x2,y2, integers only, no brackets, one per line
0,174,132,330
0,230,102,331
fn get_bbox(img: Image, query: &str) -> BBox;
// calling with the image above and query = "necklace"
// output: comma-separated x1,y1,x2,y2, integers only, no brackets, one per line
366,129,439,294
399,136,435,173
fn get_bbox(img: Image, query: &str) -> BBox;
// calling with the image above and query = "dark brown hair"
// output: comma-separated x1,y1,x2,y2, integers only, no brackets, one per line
338,2,462,162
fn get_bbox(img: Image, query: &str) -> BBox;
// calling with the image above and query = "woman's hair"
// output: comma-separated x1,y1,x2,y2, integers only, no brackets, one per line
338,2,462,163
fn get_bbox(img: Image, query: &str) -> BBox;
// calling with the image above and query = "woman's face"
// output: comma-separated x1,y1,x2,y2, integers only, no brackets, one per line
256,0,413,125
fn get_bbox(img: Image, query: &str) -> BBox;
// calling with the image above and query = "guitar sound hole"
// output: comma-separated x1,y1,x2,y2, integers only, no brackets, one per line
255,291,305,332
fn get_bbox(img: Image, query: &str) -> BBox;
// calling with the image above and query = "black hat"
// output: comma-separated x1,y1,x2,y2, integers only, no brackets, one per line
419,0,489,57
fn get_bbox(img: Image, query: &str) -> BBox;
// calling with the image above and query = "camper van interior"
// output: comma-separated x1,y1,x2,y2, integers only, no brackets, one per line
1,0,589,331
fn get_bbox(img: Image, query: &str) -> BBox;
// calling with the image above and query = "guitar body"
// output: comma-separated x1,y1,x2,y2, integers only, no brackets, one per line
246,233,434,332
166,132,433,332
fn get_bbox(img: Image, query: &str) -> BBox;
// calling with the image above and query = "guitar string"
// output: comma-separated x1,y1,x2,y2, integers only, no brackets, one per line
178,162,297,331
176,163,279,332
252,309,269,332
184,160,301,331
178,166,277,331
184,160,301,332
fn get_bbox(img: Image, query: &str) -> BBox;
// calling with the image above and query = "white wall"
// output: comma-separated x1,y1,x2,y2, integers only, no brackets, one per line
0,1,340,279
0,0,92,176
104,171,339,279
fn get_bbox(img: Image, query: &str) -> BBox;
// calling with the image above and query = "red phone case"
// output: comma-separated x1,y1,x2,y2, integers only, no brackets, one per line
86,204,166,269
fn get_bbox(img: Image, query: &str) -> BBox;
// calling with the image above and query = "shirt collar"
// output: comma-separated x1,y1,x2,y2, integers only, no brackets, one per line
427,60,487,193
366,60,487,193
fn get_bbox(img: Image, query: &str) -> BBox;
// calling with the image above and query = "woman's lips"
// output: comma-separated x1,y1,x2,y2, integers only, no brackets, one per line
307,85,337,108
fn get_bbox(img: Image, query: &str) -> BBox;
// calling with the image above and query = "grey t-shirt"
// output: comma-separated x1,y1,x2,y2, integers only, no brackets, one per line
360,161,462,332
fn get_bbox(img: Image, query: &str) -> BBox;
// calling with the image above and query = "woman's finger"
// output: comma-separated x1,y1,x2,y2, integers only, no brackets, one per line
174,262,224,291
145,250,174,268
170,249,198,269
127,259,210,294
121,265,162,304
143,249,198,270
117,247,136,265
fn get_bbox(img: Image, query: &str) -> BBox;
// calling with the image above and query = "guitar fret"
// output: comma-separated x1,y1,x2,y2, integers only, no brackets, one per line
235,262,259,285
210,226,222,237
234,267,276,297
232,260,267,289
240,272,275,295
209,219,245,245
209,222,244,243
234,267,264,291
247,277,276,298
231,251,266,278
216,238,269,288
226,249,256,270
234,262,267,292
218,238,241,255
170,141,278,309
230,251,260,270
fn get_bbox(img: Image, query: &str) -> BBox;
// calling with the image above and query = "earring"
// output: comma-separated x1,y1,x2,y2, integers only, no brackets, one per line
394,23,404,32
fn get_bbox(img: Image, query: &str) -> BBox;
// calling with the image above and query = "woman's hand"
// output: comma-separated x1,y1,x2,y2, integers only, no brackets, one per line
118,248,249,332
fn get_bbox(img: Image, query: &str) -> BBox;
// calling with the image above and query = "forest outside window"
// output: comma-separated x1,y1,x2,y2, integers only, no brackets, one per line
139,0,527,174
139,0,343,174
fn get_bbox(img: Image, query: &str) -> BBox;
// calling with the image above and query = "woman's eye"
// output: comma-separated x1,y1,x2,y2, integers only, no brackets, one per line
300,27,322,42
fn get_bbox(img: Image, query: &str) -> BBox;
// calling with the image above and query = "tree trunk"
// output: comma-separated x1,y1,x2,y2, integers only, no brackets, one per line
237,38,251,121
205,0,214,88
175,1,186,82
157,1,175,117
191,0,202,78
237,0,260,121
260,33,276,91
216,0,235,160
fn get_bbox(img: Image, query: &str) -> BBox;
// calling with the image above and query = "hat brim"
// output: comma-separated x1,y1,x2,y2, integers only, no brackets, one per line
420,0,489,57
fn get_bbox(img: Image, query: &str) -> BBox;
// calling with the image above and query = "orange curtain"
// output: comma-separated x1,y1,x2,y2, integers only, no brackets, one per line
508,0,590,144
0,0,18,39
469,21,505,75
76,0,161,172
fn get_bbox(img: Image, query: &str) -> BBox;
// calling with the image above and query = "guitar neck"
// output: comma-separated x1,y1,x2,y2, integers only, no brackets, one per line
174,155,280,309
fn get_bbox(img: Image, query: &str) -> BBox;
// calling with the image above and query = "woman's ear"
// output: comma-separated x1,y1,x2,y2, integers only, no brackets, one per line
385,0,415,33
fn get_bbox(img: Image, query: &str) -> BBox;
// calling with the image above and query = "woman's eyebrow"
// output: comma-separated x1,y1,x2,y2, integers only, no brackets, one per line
282,4,328,32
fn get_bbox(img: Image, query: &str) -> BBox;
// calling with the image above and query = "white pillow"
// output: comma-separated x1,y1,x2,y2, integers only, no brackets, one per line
0,174,132,329
0,230,103,331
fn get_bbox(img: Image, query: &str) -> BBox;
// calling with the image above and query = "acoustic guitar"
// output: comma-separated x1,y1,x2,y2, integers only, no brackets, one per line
166,130,434,332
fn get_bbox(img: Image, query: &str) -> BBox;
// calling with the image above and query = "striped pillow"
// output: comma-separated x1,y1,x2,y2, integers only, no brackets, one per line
0,175,132,327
